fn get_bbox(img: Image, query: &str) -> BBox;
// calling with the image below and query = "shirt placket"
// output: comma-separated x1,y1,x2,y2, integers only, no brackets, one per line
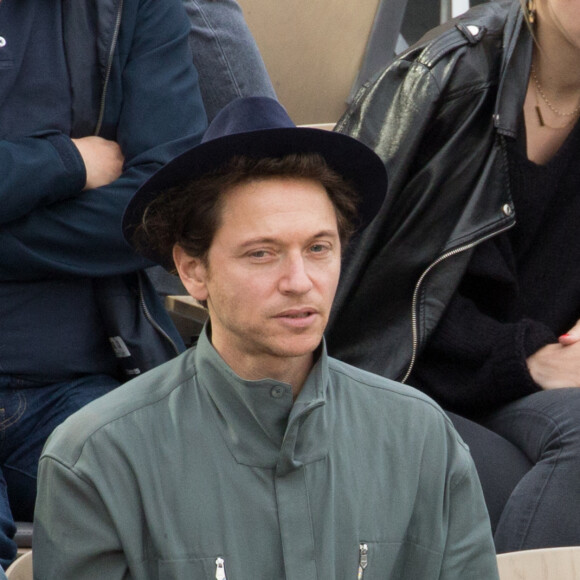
275,463,317,580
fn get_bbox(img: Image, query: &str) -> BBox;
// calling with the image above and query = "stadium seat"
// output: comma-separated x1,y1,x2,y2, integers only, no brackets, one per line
5,551,32,580
236,0,396,124
497,546,580,580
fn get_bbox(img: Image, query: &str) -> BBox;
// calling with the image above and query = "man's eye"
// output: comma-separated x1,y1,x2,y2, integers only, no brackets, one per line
250,250,268,258
310,244,328,253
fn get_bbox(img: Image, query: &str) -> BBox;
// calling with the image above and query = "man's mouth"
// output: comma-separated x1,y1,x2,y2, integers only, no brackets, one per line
277,308,316,319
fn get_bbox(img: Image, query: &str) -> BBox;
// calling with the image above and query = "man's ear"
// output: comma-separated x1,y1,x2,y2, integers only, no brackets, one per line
173,245,209,303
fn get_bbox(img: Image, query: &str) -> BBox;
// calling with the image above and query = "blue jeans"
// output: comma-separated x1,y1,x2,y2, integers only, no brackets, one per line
451,388,580,553
0,375,119,568
183,0,277,122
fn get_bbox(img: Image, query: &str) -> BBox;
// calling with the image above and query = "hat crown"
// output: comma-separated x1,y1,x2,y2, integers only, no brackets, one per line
202,97,295,144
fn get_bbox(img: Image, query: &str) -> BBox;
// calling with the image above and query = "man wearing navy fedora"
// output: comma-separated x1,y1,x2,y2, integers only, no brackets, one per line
33,97,498,580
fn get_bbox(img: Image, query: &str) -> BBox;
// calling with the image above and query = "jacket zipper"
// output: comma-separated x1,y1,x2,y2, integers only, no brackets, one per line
401,222,515,384
137,273,181,356
215,557,226,580
357,543,368,579
95,0,124,135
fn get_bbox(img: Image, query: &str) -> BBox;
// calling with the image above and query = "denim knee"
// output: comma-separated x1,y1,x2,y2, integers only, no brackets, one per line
484,388,580,470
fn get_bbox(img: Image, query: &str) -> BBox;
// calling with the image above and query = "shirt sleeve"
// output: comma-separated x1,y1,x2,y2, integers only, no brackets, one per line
0,0,207,281
439,445,500,580
34,456,130,580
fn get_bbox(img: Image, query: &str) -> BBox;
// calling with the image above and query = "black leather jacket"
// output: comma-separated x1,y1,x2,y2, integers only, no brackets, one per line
326,0,530,382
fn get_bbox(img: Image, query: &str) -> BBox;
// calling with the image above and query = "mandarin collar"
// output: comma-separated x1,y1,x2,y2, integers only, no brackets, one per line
193,326,331,474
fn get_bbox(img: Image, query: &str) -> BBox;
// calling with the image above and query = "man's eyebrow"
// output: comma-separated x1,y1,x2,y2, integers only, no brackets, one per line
238,230,339,248
238,237,277,248
310,230,339,241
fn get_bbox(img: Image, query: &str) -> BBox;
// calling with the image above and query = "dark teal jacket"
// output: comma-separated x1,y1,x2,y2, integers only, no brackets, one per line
0,0,207,377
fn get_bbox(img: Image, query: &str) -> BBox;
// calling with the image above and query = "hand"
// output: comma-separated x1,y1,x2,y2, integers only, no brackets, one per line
527,341,580,390
71,136,124,190
558,319,580,346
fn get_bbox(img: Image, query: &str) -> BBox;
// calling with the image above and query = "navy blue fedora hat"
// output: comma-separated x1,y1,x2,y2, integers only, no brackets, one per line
123,96,387,263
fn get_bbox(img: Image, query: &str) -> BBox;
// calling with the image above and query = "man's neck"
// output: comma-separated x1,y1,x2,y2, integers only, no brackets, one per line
216,345,314,399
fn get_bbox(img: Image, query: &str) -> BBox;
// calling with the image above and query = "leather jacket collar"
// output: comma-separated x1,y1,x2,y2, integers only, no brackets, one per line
494,0,532,137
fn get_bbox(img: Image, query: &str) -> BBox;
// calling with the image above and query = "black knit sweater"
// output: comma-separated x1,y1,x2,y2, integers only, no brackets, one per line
410,120,580,419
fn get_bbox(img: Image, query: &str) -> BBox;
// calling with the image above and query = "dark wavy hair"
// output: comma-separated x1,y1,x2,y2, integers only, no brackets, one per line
134,153,360,271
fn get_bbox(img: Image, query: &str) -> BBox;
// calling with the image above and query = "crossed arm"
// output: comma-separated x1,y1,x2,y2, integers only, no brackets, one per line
0,0,206,281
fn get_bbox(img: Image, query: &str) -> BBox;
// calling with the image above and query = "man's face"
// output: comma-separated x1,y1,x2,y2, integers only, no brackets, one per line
175,177,342,377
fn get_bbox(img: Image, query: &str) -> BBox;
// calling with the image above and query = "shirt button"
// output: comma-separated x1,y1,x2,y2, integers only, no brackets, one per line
0,37,6,48
270,385,285,399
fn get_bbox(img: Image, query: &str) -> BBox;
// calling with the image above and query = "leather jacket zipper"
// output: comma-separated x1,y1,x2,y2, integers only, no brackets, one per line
401,222,515,383
95,0,123,135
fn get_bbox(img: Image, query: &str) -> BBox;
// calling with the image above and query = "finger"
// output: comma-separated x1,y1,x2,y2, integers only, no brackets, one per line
559,332,580,346
559,320,580,345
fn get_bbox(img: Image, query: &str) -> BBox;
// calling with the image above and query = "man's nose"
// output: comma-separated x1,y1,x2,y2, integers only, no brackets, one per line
278,253,314,294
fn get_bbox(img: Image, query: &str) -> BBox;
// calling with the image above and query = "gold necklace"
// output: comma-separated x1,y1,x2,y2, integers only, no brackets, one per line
531,64,580,129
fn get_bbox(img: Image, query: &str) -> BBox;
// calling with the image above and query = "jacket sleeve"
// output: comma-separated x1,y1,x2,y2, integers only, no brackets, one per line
329,36,500,379
34,455,130,580
0,0,207,281
410,292,552,416
440,446,500,580
0,132,86,224
329,52,446,334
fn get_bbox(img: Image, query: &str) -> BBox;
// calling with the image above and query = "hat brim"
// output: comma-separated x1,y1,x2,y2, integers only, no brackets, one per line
123,126,387,266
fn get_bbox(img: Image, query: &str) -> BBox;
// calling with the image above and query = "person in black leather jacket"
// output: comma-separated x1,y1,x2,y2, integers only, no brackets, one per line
327,0,580,553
